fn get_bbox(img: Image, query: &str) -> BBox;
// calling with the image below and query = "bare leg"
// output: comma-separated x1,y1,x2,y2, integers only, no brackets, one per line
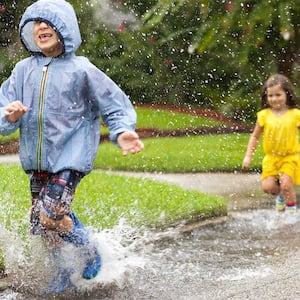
279,174,296,207
262,176,280,195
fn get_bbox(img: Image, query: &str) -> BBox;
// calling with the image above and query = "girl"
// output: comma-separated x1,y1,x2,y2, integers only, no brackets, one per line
242,74,300,224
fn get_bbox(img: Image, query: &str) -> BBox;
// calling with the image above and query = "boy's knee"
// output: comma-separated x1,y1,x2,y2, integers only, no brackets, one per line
40,211,73,235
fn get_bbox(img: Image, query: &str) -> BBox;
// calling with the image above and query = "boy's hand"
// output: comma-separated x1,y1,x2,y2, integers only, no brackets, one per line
5,101,29,123
117,131,144,156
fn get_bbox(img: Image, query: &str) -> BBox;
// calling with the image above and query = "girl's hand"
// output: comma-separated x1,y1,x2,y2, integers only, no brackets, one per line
117,131,144,156
5,101,29,123
242,156,251,169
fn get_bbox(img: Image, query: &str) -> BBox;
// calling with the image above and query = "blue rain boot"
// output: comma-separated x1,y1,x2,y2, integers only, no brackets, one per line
43,248,77,294
59,212,101,279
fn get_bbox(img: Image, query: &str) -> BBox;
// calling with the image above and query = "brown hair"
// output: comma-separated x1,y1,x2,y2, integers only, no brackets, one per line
260,74,298,109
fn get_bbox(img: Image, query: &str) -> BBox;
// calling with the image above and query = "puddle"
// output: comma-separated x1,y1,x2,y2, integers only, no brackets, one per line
1,209,299,299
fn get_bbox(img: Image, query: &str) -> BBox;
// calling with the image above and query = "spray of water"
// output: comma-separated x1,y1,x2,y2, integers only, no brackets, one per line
91,0,139,30
0,219,148,297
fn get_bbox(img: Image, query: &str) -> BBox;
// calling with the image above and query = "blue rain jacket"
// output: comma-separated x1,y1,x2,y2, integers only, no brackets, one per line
0,0,137,174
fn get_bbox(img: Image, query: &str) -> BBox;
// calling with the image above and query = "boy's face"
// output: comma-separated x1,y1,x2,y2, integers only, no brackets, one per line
33,21,63,57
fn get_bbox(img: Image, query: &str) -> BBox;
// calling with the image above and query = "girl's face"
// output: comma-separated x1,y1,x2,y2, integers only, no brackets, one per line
33,21,63,57
266,84,288,111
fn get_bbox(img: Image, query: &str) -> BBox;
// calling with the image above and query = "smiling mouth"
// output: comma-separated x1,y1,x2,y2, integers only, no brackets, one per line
39,33,52,40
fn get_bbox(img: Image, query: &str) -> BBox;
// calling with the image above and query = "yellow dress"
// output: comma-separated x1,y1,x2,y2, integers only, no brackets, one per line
257,108,300,184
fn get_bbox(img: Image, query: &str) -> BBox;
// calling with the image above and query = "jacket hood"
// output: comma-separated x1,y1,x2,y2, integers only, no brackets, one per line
19,0,82,55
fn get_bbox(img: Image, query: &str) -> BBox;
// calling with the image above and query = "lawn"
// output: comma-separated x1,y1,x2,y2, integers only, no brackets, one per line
0,165,226,232
95,106,225,135
95,133,263,173
135,106,223,129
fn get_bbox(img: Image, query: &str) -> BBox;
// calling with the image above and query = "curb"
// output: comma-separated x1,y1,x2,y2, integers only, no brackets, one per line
0,275,12,291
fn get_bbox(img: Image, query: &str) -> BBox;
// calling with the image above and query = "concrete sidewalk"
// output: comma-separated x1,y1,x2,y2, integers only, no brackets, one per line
0,154,20,165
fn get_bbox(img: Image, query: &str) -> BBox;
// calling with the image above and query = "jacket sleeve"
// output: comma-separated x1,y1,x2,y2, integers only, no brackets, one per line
0,71,22,135
86,62,137,145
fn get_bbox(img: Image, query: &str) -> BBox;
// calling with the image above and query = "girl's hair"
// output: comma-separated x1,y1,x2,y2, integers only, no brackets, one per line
260,73,298,109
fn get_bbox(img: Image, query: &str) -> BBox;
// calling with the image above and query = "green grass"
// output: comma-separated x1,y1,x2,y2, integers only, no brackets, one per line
95,133,263,173
0,165,30,235
100,107,223,134
135,107,223,129
0,165,226,232
0,131,19,142
0,165,31,271
75,171,226,229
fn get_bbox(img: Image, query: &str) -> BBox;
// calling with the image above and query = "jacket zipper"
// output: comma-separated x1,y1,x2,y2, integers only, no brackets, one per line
36,64,50,171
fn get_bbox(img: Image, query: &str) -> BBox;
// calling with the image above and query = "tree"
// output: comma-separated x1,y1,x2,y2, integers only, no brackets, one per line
140,0,300,119
189,0,300,78
89,0,213,107
3,0,299,121
0,1,34,81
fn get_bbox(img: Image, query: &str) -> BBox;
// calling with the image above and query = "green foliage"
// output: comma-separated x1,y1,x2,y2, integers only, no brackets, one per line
119,0,157,17
3,0,300,121
136,0,300,117
202,3,297,83
0,1,34,46
0,1,32,82
219,94,259,122
83,0,214,106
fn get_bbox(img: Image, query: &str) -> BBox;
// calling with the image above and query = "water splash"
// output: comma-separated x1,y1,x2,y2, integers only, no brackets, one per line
0,219,147,298
92,0,138,30
2,210,300,299
74,223,147,291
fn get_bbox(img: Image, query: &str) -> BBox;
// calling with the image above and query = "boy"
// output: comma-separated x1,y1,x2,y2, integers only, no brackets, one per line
0,0,144,293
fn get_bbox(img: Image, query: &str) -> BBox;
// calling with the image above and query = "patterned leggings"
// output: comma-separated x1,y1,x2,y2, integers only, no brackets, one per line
27,169,83,235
